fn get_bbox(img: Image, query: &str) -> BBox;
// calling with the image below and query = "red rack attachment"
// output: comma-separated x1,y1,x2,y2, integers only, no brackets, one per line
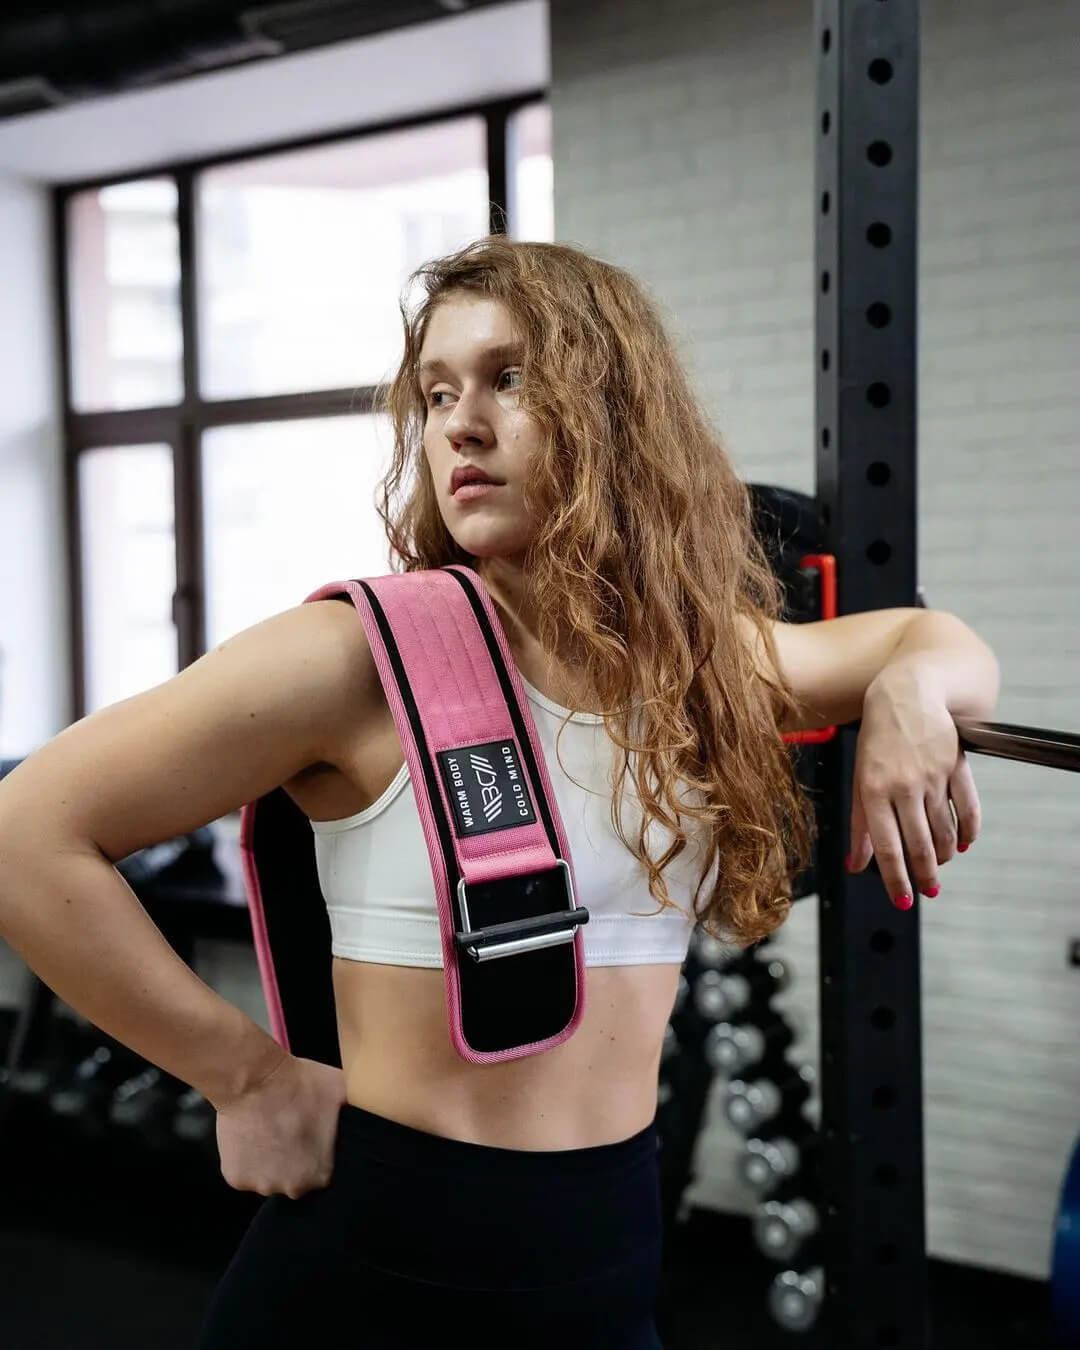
782,553,837,747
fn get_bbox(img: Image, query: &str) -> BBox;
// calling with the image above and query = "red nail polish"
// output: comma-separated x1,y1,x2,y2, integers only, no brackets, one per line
893,893,913,911
923,885,940,899
958,843,970,853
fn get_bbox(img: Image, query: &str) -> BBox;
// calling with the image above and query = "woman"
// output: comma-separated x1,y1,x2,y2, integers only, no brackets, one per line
0,237,996,1348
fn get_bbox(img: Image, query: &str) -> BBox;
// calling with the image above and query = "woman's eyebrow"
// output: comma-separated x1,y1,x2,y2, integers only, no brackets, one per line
419,343,524,379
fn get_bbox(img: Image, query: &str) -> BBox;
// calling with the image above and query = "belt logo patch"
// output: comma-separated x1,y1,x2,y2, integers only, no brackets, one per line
437,738,537,837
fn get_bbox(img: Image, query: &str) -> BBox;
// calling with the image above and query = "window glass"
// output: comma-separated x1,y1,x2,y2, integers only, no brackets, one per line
67,180,183,412
201,415,397,646
198,118,489,400
508,102,554,242
79,444,177,712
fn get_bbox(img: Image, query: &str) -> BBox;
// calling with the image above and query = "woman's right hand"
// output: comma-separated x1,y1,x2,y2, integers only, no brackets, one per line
214,1053,348,1199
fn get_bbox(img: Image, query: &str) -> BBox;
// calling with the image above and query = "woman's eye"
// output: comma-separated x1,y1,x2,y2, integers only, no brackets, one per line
429,369,520,407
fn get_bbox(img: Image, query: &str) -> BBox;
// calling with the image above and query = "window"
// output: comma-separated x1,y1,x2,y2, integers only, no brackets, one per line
201,415,394,648
78,445,176,713
60,96,551,722
508,101,554,242
66,179,183,413
198,118,489,400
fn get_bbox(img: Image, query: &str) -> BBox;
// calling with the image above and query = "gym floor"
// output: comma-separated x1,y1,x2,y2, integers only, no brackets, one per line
0,1098,1051,1350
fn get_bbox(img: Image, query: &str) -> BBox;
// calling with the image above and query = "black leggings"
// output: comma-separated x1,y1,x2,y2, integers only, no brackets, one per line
196,1101,665,1349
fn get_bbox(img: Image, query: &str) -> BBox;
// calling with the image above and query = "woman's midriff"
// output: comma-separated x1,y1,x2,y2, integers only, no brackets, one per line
331,957,680,1150
286,634,681,1151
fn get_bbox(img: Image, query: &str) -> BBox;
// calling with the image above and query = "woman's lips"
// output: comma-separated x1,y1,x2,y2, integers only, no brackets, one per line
453,480,502,500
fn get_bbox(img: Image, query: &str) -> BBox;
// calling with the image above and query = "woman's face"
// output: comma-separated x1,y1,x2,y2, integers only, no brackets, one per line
419,293,540,565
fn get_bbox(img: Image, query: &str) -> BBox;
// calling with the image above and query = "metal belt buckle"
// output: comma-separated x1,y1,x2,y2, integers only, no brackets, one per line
453,859,590,964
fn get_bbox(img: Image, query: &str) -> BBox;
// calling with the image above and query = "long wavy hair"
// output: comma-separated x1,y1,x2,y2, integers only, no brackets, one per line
374,236,816,947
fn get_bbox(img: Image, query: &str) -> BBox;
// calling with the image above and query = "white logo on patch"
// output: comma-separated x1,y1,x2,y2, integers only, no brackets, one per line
470,753,503,822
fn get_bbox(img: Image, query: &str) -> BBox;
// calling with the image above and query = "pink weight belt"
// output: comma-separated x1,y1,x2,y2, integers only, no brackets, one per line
239,565,590,1066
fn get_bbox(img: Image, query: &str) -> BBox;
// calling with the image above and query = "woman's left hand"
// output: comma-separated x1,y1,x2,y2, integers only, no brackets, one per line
847,665,982,909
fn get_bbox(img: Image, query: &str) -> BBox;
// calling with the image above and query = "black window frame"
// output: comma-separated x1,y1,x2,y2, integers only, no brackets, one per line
53,89,546,720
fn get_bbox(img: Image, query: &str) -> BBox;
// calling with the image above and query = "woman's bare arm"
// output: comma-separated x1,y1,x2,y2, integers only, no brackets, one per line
0,597,370,1108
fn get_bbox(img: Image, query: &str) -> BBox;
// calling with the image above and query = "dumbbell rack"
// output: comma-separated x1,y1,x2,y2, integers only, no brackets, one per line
657,928,825,1333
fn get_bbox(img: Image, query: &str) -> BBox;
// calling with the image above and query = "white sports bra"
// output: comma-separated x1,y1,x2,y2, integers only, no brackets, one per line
310,675,708,968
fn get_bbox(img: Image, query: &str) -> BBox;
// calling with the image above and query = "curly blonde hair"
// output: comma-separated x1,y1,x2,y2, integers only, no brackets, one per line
374,235,817,947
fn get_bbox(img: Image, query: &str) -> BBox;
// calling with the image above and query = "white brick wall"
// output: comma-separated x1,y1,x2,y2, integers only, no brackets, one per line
550,0,1080,1279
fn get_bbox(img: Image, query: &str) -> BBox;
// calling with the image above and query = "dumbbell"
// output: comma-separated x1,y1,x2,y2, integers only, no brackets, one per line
109,1067,191,1150
49,1040,145,1136
724,1065,814,1134
768,1265,825,1331
739,1135,805,1195
692,959,791,1022
738,1121,819,1194
753,1197,820,1263
704,1017,794,1075
689,929,735,970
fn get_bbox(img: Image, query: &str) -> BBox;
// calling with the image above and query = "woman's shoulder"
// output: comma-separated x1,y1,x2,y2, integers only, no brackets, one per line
303,595,389,761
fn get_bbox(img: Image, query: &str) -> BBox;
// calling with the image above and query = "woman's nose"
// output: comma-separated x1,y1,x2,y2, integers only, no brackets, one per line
444,392,492,444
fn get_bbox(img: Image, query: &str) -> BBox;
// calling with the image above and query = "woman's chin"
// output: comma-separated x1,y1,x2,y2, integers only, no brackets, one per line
451,527,531,559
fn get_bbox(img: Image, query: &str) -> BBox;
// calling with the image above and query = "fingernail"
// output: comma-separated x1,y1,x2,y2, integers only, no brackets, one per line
922,884,940,899
846,853,853,872
893,893,913,911
958,843,970,853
